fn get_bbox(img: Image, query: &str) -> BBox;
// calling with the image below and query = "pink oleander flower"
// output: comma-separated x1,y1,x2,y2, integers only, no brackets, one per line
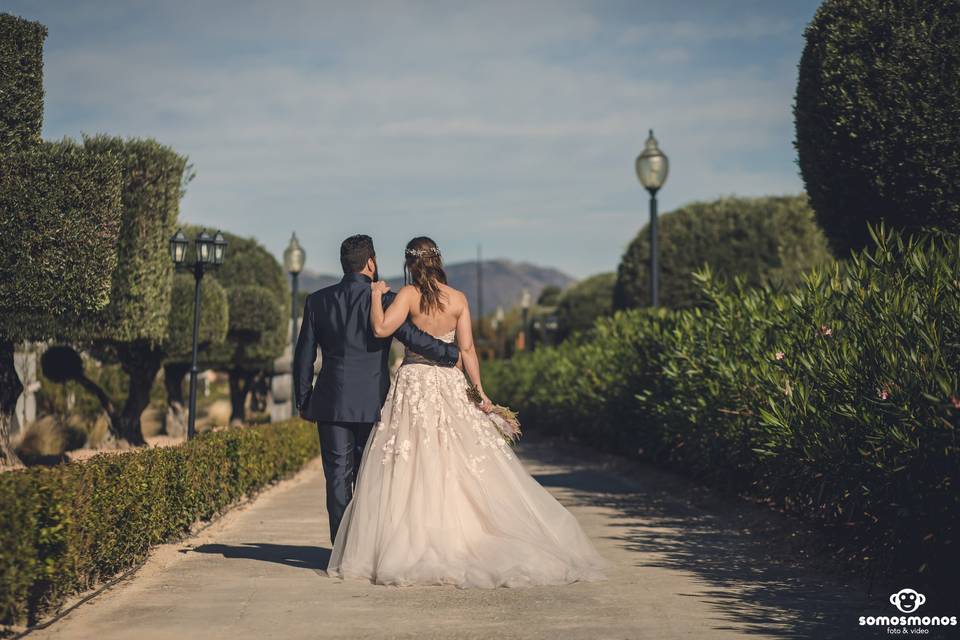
819,325,833,337
774,351,785,361
877,386,890,401
950,395,960,410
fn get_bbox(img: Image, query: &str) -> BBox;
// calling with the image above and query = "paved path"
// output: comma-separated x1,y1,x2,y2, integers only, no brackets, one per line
32,439,890,639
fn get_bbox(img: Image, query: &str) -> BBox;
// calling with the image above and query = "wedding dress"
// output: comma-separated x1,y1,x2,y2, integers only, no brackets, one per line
327,330,608,588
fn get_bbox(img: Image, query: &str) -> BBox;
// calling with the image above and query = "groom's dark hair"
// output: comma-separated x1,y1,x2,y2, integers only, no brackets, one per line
340,234,375,274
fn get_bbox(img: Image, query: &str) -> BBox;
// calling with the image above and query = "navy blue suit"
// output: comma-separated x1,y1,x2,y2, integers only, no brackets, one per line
293,272,459,541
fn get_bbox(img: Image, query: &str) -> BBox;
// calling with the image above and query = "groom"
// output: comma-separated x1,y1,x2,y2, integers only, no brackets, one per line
293,234,460,543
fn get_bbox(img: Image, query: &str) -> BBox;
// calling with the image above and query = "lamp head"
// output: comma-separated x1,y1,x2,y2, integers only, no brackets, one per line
635,129,669,193
284,232,306,274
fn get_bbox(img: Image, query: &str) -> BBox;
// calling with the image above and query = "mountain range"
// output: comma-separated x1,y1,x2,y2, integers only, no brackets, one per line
297,259,574,315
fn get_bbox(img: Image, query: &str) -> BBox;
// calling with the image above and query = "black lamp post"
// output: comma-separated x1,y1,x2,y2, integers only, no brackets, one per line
169,228,227,439
635,129,669,307
283,232,306,415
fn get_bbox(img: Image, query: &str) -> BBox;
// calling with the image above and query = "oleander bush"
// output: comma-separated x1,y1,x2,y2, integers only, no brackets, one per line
614,194,832,310
0,419,318,627
486,226,960,585
795,0,960,255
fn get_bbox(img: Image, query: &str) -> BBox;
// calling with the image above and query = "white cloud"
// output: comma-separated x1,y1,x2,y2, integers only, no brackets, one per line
19,0,812,278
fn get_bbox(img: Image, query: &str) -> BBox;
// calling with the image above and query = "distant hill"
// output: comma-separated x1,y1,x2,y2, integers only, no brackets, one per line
298,259,574,315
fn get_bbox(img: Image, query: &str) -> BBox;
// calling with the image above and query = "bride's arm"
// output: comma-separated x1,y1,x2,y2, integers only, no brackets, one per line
456,296,493,412
370,283,415,337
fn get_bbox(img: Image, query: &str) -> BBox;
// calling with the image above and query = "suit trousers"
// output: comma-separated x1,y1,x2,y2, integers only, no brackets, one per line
317,421,374,544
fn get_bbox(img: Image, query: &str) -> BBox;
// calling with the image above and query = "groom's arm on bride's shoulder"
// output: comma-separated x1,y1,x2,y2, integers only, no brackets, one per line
293,295,319,416
383,291,460,367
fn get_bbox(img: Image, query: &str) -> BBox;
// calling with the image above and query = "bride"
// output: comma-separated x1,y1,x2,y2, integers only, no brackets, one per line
326,236,607,588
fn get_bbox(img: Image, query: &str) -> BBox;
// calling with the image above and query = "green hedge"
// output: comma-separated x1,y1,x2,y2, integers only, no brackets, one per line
486,227,959,586
613,194,832,310
80,136,189,344
0,141,123,341
0,419,318,626
0,14,46,155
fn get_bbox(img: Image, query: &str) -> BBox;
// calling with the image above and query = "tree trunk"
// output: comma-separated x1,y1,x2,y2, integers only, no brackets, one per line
163,363,189,438
228,370,254,425
0,339,25,468
109,341,164,446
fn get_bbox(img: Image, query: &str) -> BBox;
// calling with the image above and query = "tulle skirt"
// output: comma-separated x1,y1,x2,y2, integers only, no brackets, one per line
327,362,608,588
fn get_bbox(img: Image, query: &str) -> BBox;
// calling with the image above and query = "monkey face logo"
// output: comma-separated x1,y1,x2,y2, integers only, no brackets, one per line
890,588,926,613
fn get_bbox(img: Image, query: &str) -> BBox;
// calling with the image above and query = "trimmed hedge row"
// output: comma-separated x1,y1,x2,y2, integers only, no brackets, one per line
0,420,319,626
485,227,960,586
0,141,123,341
0,13,46,155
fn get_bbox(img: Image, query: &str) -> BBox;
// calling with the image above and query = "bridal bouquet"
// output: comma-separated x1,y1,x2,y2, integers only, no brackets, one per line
466,382,522,445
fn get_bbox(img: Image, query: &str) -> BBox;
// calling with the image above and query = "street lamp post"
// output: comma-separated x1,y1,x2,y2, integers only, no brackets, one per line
170,228,227,439
283,233,306,416
520,289,531,351
635,129,669,307
494,306,505,359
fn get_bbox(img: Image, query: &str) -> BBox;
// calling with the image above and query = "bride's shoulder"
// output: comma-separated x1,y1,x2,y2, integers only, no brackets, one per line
440,284,467,305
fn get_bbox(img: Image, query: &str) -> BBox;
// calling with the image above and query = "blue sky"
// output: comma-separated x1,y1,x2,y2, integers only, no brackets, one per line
9,0,821,278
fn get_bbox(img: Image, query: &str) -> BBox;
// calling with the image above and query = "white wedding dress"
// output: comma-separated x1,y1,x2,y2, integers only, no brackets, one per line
327,330,608,588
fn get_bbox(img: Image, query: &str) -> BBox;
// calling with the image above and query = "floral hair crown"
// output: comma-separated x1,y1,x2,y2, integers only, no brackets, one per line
405,246,441,259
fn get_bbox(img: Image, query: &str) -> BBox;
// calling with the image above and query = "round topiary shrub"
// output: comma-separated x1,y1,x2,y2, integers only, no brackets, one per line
556,272,616,339
164,273,229,360
613,195,832,310
794,0,960,255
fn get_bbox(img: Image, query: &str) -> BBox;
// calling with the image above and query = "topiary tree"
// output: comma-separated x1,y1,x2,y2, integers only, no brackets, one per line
0,143,123,465
794,0,960,255
614,195,833,310
0,14,45,155
162,273,229,436
555,272,616,340
0,14,124,466
537,285,562,306
201,232,288,423
72,135,189,446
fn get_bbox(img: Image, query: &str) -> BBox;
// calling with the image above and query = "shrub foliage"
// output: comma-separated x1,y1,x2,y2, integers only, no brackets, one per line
0,14,46,155
613,195,832,310
487,227,959,586
165,273,229,360
79,135,189,343
795,0,960,254
0,420,318,626
0,141,123,341
555,272,615,340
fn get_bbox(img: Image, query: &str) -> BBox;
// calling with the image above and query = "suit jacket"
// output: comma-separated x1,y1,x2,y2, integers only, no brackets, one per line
293,272,460,423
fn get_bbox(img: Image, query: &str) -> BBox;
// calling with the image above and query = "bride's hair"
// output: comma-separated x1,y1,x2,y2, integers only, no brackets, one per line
404,236,447,314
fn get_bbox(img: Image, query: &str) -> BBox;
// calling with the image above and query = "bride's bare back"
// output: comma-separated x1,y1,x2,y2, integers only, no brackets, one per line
370,278,485,409
404,283,465,338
